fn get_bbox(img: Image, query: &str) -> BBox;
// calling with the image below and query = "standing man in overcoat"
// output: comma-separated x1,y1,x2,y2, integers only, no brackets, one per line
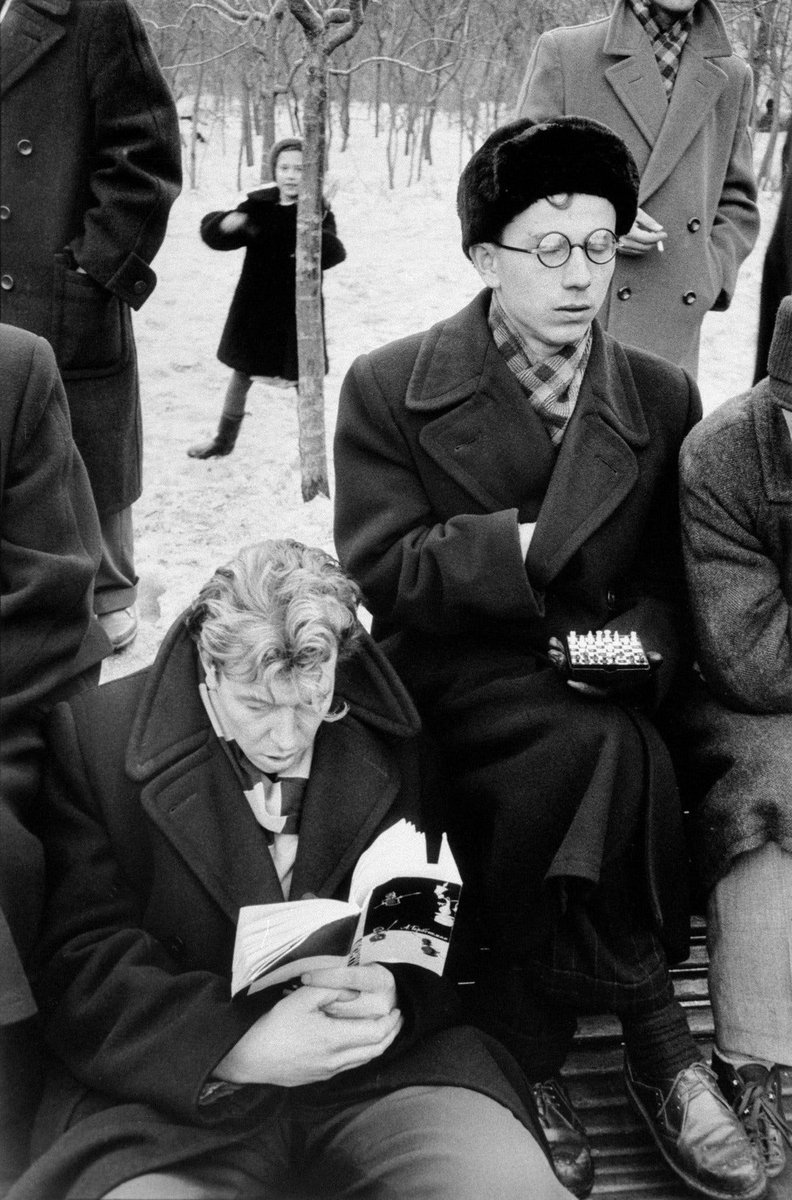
0,0,182,650
517,0,759,376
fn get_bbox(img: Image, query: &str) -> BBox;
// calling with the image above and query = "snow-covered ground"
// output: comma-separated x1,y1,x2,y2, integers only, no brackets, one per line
103,110,782,682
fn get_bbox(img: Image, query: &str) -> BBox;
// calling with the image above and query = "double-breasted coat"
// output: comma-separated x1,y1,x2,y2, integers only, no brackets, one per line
201,186,346,380
517,0,759,375
11,618,542,1200
334,292,701,971
0,0,182,515
670,300,792,893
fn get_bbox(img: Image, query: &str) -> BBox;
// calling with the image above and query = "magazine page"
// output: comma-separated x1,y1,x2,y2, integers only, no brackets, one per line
350,874,461,977
231,899,357,996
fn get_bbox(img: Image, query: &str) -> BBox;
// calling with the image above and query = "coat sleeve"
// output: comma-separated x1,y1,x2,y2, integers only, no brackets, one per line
32,703,279,1127
679,421,792,713
334,355,544,634
708,65,760,313
321,206,346,270
199,208,251,251
70,0,182,309
0,334,106,820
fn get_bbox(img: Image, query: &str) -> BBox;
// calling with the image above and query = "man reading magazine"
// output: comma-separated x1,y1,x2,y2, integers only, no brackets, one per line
9,539,565,1200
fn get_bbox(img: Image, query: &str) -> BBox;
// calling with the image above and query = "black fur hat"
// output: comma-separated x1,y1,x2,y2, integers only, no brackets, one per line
457,116,640,256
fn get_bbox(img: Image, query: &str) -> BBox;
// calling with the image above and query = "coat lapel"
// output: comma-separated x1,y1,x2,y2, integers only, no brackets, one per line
603,8,668,152
0,0,70,97
527,327,650,587
128,624,283,922
409,293,557,514
290,717,402,902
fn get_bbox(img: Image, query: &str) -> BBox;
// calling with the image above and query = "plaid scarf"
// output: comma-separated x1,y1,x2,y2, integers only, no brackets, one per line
489,291,592,446
198,672,309,842
628,0,694,97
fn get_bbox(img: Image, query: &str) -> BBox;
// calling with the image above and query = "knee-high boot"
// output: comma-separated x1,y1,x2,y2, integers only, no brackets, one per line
187,412,245,459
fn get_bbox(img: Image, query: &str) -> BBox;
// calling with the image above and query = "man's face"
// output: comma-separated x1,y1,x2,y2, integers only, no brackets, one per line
208,650,337,774
472,193,618,361
650,0,698,15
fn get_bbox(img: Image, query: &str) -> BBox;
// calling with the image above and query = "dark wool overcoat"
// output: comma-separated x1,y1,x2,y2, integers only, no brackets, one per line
201,186,346,380
671,303,792,892
10,620,544,1200
0,324,109,1025
517,0,759,375
754,158,792,383
0,0,182,515
334,292,702,966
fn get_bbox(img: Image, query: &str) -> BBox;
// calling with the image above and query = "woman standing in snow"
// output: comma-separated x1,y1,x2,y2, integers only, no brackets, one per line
188,138,346,459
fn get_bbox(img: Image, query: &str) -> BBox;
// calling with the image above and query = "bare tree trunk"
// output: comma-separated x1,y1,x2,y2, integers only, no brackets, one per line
241,76,255,168
189,39,205,189
294,27,329,501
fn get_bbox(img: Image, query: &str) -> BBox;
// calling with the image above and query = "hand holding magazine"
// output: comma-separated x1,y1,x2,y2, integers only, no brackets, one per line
231,820,462,997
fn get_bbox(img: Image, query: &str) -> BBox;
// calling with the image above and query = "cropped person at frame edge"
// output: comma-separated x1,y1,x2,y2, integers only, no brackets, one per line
333,116,768,1200
0,0,182,652
7,539,567,1200
517,0,760,378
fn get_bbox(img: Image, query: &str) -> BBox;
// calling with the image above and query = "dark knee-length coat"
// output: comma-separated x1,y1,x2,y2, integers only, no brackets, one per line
333,292,702,964
10,618,544,1200
0,0,182,515
201,186,346,380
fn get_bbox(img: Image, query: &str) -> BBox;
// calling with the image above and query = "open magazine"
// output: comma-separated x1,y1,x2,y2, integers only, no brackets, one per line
231,820,462,997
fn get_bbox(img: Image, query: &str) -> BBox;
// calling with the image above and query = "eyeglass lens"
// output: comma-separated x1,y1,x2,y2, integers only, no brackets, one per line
537,230,617,267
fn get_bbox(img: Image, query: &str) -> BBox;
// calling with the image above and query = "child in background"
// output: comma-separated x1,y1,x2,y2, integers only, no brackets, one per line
188,138,346,459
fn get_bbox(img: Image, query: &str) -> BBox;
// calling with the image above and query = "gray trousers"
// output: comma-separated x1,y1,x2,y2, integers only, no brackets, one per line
102,1085,567,1200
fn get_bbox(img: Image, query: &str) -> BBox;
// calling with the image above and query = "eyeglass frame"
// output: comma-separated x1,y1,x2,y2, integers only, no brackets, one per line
491,228,621,268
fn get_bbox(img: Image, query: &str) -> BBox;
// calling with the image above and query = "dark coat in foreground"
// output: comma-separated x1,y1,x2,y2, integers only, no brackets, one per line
201,186,346,380
0,325,109,1026
0,0,182,514
334,292,702,967
754,156,792,383
672,302,792,892
11,619,542,1200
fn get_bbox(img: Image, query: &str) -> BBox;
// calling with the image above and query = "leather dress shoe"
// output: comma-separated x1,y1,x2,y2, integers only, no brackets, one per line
97,605,138,652
712,1050,791,1179
530,1078,594,1198
625,1056,766,1199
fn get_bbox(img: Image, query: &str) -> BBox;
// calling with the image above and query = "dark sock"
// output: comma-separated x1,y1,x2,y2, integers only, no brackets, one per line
622,999,702,1082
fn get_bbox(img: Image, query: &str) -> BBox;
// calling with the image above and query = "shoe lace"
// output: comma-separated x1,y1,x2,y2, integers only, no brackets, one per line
735,1078,792,1168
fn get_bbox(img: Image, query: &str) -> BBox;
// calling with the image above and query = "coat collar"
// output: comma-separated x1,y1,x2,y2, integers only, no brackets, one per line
125,620,419,921
0,0,70,97
404,291,649,586
603,0,732,202
755,382,792,505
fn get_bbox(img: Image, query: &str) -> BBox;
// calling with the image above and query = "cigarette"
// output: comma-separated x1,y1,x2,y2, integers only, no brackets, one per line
657,240,664,253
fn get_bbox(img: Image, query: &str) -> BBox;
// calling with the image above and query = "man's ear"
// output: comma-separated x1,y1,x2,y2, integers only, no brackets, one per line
199,651,218,688
469,242,500,289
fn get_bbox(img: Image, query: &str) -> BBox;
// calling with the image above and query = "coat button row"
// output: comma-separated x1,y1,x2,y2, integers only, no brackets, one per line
617,285,698,305
1,275,14,290
0,206,10,221
16,139,33,156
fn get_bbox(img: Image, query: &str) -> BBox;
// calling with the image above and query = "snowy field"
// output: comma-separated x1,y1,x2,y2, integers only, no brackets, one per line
103,110,782,682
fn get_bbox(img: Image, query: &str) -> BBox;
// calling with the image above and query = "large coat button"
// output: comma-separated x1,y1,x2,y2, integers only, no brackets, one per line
1,274,14,290
617,286,632,301
16,139,33,156
687,217,701,232
0,206,10,221
133,279,147,295
683,290,697,305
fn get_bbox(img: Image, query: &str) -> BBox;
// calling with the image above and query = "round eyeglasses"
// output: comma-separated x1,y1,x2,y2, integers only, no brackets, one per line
493,229,620,269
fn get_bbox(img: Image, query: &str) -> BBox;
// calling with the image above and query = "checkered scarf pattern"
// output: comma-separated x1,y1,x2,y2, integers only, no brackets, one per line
488,291,592,446
628,0,694,97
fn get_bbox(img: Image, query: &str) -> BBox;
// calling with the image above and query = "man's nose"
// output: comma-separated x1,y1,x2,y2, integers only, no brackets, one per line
270,707,299,746
562,245,592,286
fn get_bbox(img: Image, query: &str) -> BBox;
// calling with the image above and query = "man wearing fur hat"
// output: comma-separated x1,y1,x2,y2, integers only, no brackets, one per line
517,0,759,378
334,116,766,1199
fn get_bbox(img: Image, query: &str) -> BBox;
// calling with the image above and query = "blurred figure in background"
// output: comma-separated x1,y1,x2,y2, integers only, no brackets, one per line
0,0,182,651
517,0,759,377
188,138,346,460
754,133,792,383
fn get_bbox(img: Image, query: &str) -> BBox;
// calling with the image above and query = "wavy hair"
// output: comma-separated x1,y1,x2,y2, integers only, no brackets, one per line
185,540,360,711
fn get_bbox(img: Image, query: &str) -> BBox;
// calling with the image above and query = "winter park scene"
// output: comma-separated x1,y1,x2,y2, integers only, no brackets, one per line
2,1,792,1198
